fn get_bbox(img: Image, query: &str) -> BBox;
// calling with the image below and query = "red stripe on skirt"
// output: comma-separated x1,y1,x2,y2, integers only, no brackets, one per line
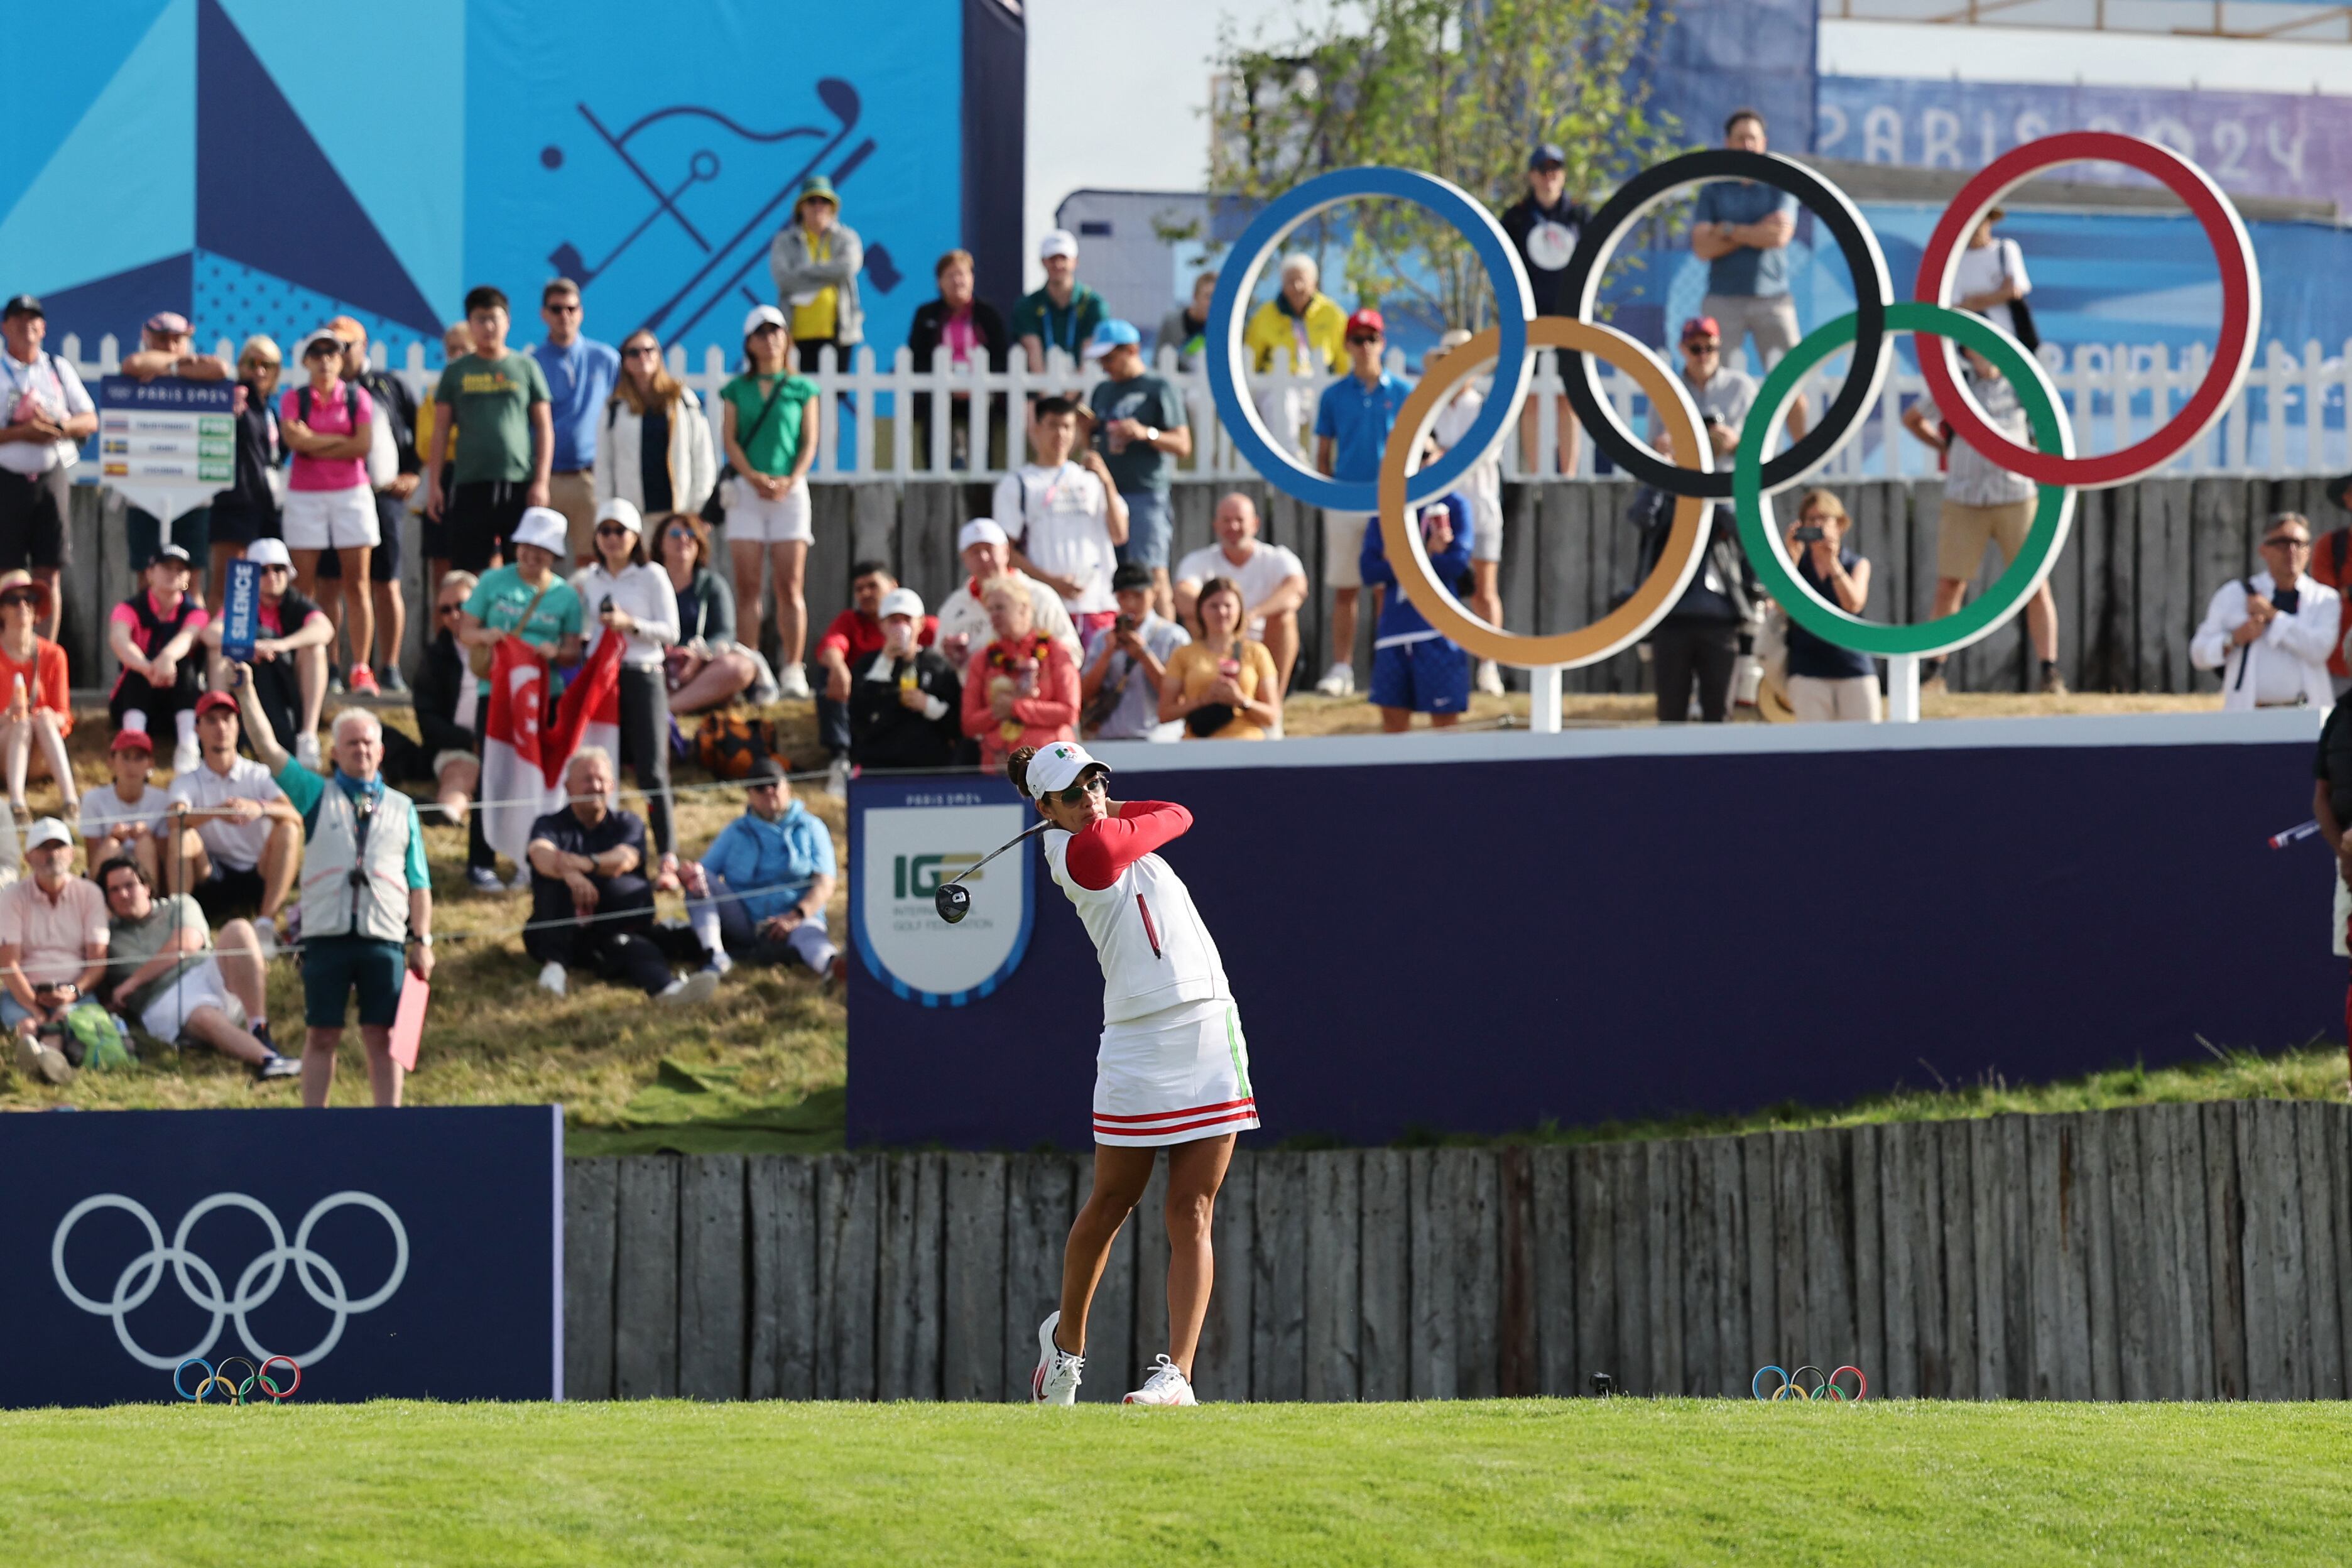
1096,1107,1260,1137
1093,1096,1256,1124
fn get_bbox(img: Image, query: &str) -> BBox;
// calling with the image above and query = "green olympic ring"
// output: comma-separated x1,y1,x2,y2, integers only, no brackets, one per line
1734,301,2076,661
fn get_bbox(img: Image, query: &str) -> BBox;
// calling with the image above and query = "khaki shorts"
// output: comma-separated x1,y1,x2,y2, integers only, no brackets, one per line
1937,498,2034,583
1324,510,1371,589
1700,293,1801,372
547,470,597,563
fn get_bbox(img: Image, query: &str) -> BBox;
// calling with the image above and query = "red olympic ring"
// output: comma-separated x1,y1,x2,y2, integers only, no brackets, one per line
258,1355,302,1400
1914,131,2259,489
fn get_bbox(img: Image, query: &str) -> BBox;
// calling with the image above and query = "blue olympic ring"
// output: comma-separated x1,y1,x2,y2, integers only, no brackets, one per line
1204,166,1533,514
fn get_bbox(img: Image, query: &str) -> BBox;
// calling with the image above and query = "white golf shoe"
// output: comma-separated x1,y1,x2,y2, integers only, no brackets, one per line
1314,662,1354,697
1476,659,1506,697
1032,1311,1083,1406
1123,1354,1197,1407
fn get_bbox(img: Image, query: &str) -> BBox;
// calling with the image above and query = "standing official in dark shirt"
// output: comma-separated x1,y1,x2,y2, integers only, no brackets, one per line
1499,143,1592,475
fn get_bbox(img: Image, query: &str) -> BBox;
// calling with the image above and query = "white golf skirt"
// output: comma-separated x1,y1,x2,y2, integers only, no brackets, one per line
1093,997,1258,1147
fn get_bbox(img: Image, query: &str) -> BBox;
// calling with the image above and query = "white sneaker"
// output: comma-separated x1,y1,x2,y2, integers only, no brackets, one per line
1313,662,1354,697
657,970,719,1006
1476,659,1506,697
537,961,567,998
294,732,322,771
1032,1310,1084,1406
777,664,814,702
825,754,851,797
1123,1354,1198,1407
172,736,201,775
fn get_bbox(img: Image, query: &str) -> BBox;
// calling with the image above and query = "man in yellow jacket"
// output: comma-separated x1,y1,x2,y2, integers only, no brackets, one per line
1241,254,1344,459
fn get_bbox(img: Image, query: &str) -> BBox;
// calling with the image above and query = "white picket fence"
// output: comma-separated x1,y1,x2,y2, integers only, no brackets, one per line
62,331,2349,482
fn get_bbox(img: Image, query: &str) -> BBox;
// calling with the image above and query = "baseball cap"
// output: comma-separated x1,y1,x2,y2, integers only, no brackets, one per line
1111,562,1155,594
24,817,71,851
595,496,644,533
195,690,241,717
243,538,293,568
144,311,191,337
152,543,193,567
109,729,154,754
957,518,1008,552
742,303,788,336
745,756,788,786
1680,315,1722,344
877,587,924,621
301,325,344,357
1344,308,1385,340
1022,741,1108,800
1529,143,1567,169
511,506,570,555
1038,228,1078,261
2,295,42,320
325,315,367,344
797,175,839,207
1082,319,1140,361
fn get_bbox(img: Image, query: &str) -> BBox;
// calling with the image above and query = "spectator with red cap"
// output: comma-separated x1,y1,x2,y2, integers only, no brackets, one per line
163,690,302,946
1648,315,1756,464
814,560,935,784
0,295,94,641
121,311,231,577
1310,308,1412,697
108,545,209,775
0,568,71,818
81,728,168,882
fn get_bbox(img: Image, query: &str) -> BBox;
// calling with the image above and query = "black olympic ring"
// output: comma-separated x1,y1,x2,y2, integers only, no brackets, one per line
1556,149,1894,499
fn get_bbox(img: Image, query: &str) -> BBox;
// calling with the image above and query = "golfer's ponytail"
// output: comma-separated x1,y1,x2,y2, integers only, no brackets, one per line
1006,745,1038,799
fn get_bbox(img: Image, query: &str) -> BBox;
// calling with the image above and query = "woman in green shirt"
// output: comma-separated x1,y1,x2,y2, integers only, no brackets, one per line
721,305,821,702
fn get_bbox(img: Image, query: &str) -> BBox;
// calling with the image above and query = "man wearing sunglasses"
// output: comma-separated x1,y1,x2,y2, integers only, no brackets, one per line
682,758,841,984
528,278,618,567
2191,512,2339,711
200,538,332,771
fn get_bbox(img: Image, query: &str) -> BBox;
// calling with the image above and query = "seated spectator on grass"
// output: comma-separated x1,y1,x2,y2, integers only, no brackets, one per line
1362,492,1474,732
934,518,1081,670
381,570,481,825
1779,489,1880,724
163,692,301,947
1,817,118,1084
1172,492,1305,696
996,395,1126,638
962,579,1080,773
201,538,331,770
97,854,294,1080
656,513,768,715
231,680,432,1108
815,560,935,765
109,544,208,775
82,731,167,881
1159,576,1281,741
0,569,73,815
1081,563,1187,742
683,758,841,981
526,748,716,1005
849,587,961,769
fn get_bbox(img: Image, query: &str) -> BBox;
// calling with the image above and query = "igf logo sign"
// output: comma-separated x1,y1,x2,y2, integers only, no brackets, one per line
894,852,981,898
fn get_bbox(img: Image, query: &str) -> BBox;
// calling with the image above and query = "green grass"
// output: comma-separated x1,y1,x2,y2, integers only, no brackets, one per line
4,1399,2349,1564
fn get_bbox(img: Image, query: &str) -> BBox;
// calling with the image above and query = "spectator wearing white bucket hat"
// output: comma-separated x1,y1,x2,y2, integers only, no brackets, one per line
934,517,1082,672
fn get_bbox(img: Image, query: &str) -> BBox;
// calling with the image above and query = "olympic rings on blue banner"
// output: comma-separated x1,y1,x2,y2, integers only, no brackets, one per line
1203,166,1533,514
1557,149,1894,500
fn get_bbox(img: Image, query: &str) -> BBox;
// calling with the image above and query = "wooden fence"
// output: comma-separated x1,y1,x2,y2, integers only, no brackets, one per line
562,1099,2352,1403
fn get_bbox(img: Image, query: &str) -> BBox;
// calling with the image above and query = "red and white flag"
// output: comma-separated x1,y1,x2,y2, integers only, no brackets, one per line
479,631,625,866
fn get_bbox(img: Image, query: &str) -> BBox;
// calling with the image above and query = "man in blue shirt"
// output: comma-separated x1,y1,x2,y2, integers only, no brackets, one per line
1311,308,1412,697
529,278,621,567
1361,491,1473,731
1690,109,1807,440
685,758,841,983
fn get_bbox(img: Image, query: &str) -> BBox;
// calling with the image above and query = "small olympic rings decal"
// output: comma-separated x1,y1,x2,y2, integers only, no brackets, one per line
1753,1364,1868,1402
178,1354,302,1404
174,1357,214,1402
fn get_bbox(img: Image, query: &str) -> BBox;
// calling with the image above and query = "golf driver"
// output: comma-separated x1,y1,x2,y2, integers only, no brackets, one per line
934,822,1053,923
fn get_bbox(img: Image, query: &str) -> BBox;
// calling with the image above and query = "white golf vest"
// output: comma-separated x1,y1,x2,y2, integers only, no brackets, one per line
1045,829,1230,1025
300,783,416,944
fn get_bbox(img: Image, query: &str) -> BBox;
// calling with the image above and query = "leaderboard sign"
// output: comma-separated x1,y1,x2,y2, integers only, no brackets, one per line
99,376,235,490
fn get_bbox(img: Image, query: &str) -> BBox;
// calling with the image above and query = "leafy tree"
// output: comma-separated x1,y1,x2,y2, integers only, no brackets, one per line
1208,0,1677,336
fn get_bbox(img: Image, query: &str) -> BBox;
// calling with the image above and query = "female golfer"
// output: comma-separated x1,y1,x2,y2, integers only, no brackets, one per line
1009,739,1255,1407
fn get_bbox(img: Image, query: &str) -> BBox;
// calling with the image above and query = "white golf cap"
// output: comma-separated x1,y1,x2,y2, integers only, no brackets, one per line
1023,741,1108,799
1038,228,1078,261
957,518,1008,552
243,537,292,568
301,325,344,356
877,587,924,621
511,506,570,555
25,816,71,850
743,303,788,335
594,496,643,533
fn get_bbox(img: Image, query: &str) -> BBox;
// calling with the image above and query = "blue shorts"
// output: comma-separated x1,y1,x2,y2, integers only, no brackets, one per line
1371,636,1471,714
302,935,408,1028
1116,491,1172,570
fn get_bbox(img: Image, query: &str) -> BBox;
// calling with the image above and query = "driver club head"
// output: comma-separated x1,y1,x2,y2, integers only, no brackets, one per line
934,882,971,924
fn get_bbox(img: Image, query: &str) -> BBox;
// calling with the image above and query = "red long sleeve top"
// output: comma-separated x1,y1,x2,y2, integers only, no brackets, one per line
1065,800,1192,890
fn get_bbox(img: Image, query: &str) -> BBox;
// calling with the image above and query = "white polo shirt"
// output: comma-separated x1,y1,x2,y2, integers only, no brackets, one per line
1172,540,1306,641
166,755,285,872
994,463,1117,614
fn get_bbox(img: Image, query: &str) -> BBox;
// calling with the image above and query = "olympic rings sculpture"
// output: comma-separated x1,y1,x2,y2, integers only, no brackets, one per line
53,1192,409,1369
1204,134,2260,671
175,1354,302,1404
1753,1364,1868,1402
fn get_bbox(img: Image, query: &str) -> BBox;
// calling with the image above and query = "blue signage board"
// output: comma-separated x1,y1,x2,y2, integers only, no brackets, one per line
3,1105,563,1407
220,557,259,664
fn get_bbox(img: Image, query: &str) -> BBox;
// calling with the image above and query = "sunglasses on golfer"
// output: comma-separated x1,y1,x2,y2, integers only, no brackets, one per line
1045,775,1107,806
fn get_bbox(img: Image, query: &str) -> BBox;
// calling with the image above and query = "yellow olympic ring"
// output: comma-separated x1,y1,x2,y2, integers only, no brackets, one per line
1377,317,1711,668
